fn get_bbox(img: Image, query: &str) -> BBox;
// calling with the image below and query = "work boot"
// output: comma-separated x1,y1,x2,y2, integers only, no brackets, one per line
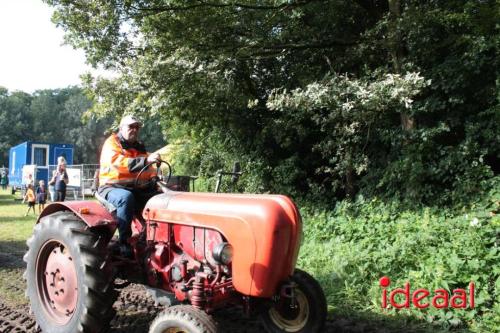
119,243,134,259
109,241,134,259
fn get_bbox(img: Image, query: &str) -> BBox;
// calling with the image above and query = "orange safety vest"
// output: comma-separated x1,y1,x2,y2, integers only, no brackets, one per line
99,134,157,187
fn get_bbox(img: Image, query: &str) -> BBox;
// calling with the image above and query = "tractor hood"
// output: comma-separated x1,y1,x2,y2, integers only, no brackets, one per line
144,191,302,297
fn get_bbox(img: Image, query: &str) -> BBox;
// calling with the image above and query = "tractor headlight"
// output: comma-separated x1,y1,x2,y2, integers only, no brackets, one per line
212,242,233,265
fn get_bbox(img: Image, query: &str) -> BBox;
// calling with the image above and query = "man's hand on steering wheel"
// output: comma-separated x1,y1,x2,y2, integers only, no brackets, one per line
135,158,172,192
147,152,161,165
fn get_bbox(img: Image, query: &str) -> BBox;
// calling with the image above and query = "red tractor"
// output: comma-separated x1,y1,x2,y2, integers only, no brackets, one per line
24,161,327,333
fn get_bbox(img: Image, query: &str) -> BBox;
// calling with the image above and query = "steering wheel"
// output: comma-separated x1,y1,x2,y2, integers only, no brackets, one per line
134,159,172,192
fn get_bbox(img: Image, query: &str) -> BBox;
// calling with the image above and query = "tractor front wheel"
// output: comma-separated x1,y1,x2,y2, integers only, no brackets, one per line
24,211,117,333
149,305,218,333
260,269,327,333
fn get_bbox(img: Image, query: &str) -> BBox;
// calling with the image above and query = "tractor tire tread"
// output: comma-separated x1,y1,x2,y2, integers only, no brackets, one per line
183,306,218,332
149,305,218,333
25,211,117,333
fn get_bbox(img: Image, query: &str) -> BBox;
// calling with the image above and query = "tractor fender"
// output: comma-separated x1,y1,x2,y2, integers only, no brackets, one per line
37,201,118,233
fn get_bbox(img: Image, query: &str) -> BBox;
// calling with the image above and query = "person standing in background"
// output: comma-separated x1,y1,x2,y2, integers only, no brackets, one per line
0,169,7,190
49,157,69,202
22,184,36,216
36,180,47,213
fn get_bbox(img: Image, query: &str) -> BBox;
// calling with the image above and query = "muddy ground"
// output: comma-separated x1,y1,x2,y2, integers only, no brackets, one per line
3,280,377,333
0,282,371,333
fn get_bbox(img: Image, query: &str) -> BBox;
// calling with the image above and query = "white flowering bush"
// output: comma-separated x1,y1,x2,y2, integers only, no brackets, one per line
266,72,429,197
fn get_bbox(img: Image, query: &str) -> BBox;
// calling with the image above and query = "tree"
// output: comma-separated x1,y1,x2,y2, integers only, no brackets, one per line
43,0,499,204
0,87,114,166
0,88,33,166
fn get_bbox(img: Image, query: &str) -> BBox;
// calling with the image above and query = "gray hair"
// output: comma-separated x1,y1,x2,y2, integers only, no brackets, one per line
57,156,67,165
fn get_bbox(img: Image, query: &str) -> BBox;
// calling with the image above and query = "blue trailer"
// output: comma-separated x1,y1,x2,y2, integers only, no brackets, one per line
8,141,74,193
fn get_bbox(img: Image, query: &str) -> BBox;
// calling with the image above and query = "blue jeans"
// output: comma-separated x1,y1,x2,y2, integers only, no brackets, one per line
55,190,66,202
105,188,136,243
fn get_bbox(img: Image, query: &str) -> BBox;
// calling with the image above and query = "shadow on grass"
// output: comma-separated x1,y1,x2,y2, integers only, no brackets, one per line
0,193,14,200
0,215,38,223
0,240,27,269
0,191,24,206
0,199,23,206
324,310,474,333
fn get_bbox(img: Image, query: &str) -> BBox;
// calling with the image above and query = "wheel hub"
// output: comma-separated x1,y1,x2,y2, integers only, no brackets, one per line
269,289,309,332
38,241,78,325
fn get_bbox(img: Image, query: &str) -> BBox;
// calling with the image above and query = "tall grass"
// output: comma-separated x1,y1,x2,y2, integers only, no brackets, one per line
297,189,500,332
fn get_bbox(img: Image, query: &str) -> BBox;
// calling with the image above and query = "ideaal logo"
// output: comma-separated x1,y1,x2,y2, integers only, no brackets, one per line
380,276,475,309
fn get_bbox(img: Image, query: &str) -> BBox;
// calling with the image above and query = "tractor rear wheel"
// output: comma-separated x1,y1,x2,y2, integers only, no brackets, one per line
24,211,117,333
149,305,218,333
260,269,327,333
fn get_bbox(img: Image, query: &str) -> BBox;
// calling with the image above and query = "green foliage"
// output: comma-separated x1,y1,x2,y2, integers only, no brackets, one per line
298,179,500,331
267,71,430,198
161,123,269,193
0,86,114,165
41,0,499,206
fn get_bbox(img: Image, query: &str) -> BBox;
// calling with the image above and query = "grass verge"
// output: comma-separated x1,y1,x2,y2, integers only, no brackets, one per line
297,188,499,333
0,189,39,306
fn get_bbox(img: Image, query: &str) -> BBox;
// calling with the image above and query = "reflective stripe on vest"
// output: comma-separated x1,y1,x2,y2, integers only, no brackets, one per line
99,134,156,186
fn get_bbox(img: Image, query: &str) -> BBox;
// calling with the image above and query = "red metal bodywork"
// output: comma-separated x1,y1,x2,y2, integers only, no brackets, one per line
39,192,302,302
37,201,117,233
143,192,302,298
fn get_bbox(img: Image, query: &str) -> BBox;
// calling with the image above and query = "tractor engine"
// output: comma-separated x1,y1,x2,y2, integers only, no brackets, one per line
139,191,302,311
143,222,235,311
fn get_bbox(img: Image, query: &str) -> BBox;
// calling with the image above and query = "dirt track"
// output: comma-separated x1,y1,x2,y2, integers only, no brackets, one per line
1,277,385,333
0,279,256,333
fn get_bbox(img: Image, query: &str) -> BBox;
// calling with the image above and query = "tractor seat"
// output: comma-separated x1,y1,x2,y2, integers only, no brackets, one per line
94,191,117,214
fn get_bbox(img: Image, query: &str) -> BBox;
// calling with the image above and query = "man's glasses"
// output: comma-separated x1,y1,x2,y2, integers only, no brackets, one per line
128,124,140,130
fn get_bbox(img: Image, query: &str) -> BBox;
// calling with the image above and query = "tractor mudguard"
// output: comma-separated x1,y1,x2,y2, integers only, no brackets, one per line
37,201,118,234
144,191,302,298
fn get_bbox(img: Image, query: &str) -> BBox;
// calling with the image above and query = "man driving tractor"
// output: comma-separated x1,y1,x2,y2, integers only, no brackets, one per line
98,115,161,257
25,114,327,333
